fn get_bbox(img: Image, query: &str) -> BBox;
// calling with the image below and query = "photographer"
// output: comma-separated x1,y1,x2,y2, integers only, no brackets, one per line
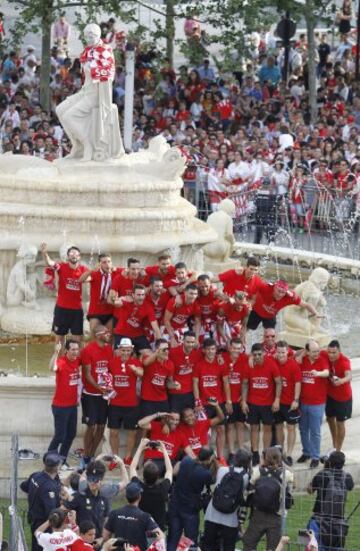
103,482,164,551
129,438,173,531
167,447,218,551
243,447,294,551
308,451,354,551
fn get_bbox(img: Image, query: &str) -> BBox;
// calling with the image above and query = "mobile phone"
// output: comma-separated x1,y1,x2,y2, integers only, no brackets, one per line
148,440,160,449
102,455,114,462
208,396,217,404
297,529,309,544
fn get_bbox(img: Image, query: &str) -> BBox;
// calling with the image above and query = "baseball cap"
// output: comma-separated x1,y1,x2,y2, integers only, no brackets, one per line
126,481,143,500
43,452,62,467
27,45,35,51
117,338,133,348
274,279,289,292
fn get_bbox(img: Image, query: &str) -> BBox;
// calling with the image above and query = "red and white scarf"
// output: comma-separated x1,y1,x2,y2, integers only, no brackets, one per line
80,39,115,82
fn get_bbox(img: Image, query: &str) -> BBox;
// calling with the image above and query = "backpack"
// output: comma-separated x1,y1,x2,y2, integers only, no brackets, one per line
322,471,347,518
252,467,293,514
212,466,246,514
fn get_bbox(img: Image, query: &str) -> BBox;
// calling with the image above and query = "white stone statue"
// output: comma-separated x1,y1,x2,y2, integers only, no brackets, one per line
56,23,124,162
6,243,39,309
281,267,331,347
203,199,236,263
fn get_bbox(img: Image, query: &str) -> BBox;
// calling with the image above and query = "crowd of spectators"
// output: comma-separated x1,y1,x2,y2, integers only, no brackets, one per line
2,9,360,235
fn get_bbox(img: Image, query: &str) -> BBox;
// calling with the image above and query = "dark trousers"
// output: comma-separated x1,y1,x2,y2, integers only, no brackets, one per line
243,509,282,551
48,405,77,460
167,503,200,551
202,520,238,551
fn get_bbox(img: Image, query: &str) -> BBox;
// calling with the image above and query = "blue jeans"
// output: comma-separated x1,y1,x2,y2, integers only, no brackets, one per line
299,403,325,460
48,405,77,460
167,501,199,551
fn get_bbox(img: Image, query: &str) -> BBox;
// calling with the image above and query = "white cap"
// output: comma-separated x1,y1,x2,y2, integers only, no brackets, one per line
118,338,133,348
27,45,35,51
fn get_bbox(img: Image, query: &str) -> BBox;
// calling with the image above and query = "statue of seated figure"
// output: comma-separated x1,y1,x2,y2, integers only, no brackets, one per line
203,199,236,263
283,267,330,337
6,243,39,309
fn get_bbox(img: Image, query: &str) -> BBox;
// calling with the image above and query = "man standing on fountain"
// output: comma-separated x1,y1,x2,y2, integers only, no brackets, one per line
41,243,88,354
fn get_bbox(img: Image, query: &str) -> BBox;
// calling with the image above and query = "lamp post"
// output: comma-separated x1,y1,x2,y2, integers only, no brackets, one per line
123,42,135,152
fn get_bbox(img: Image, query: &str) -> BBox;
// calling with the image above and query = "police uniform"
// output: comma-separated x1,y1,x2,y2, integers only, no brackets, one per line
64,486,110,537
20,469,61,551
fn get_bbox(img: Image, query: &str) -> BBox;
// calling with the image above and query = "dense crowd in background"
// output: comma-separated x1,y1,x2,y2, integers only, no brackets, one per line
2,6,360,234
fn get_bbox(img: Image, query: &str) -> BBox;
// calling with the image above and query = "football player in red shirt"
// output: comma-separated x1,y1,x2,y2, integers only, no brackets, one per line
41,242,87,353
216,291,250,347
113,285,161,354
165,261,197,296
108,338,143,463
220,338,248,459
144,276,171,342
212,256,263,299
297,339,329,468
138,411,183,474
140,339,179,416
274,341,301,466
196,274,221,340
241,343,282,465
164,284,201,347
48,340,81,467
108,257,147,318
323,340,352,452
145,254,176,286
79,253,119,333
168,331,203,412
81,325,113,466
248,279,322,330
193,338,232,464
180,403,224,458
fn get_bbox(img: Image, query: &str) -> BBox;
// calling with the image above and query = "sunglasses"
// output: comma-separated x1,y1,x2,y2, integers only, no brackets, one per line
160,347,169,352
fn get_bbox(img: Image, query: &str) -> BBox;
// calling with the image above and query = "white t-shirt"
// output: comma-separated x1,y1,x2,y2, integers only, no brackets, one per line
36,529,79,551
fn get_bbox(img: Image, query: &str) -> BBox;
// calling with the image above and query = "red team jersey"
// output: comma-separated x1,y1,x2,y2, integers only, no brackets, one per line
218,269,263,298
193,358,228,403
114,301,156,336
320,350,352,402
52,356,80,407
197,290,219,322
145,291,171,325
221,352,248,402
109,356,142,407
145,264,176,286
243,357,280,406
253,283,301,319
275,357,302,405
179,418,212,455
141,358,174,402
144,421,184,460
166,297,201,328
299,356,329,405
87,269,116,316
169,345,203,395
55,262,88,310
81,341,113,395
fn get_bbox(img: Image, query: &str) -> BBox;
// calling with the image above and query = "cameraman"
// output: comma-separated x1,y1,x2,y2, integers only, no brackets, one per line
308,451,354,551
129,438,173,531
103,481,164,551
167,447,218,551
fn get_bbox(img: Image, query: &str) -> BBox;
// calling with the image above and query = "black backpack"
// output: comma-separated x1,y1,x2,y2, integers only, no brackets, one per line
322,471,347,518
252,467,293,514
212,466,246,514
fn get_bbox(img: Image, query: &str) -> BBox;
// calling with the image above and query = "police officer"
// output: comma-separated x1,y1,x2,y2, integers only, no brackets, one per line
63,460,110,540
254,176,277,244
20,452,62,551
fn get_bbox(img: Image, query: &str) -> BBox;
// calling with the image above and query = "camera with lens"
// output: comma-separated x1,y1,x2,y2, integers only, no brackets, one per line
113,537,129,550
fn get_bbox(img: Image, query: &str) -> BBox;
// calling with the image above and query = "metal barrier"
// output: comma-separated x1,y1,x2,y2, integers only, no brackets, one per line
9,434,28,551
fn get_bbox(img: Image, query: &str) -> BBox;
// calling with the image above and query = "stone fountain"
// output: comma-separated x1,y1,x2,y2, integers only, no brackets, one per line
0,26,216,335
